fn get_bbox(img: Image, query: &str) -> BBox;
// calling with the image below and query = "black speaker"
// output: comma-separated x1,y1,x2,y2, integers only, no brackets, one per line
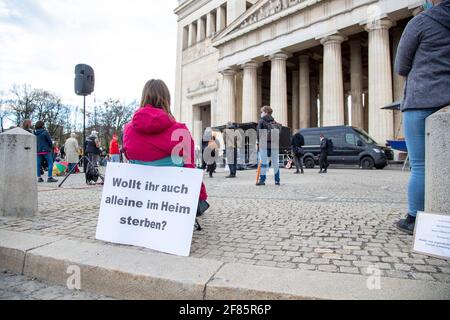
74,64,95,96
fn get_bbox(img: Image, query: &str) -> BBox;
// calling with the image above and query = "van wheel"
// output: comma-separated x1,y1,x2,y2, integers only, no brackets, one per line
304,157,315,169
361,157,375,170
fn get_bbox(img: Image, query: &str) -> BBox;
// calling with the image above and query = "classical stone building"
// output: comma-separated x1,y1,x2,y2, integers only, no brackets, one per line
174,0,423,146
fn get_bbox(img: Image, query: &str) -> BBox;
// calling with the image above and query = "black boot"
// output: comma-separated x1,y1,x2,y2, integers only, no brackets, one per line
395,215,416,235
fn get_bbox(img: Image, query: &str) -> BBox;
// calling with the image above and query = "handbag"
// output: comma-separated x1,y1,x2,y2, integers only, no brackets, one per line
196,200,210,217
296,146,305,156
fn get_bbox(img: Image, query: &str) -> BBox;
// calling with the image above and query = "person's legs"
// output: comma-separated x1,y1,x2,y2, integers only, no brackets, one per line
271,148,280,184
319,152,325,172
259,148,269,183
44,153,54,178
404,109,438,217
299,155,304,173
111,154,120,163
396,108,438,234
293,154,301,173
37,155,42,178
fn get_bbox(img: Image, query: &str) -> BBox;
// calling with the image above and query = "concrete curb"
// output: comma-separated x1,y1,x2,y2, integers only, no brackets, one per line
1,230,450,300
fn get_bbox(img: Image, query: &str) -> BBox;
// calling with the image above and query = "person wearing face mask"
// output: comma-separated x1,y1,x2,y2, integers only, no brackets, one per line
394,0,450,235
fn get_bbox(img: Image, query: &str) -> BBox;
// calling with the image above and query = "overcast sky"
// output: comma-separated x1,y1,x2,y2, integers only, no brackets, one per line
0,0,179,106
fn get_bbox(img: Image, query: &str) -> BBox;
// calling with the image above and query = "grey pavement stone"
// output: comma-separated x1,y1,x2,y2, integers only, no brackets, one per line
0,167,448,285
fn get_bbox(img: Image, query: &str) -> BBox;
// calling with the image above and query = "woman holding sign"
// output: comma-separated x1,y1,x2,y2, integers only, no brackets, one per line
122,79,208,215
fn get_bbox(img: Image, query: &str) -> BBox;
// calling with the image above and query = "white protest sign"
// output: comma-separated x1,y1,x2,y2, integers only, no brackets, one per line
413,212,450,260
95,162,203,257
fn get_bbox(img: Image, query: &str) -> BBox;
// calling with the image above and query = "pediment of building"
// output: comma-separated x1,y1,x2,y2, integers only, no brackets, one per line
213,0,319,47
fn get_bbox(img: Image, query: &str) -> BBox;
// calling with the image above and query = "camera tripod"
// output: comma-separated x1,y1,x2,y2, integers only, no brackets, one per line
58,155,104,188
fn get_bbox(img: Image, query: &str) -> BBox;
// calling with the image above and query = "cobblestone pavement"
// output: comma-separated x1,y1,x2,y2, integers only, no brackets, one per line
0,270,114,300
1,165,449,283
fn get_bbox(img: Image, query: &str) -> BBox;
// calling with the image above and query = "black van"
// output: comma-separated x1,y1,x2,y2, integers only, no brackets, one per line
300,126,394,170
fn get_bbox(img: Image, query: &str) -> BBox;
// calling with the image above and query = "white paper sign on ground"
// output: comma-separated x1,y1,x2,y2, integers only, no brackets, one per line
95,162,203,257
413,212,450,260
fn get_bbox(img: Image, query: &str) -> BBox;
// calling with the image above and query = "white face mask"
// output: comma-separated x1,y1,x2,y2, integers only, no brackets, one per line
261,112,267,118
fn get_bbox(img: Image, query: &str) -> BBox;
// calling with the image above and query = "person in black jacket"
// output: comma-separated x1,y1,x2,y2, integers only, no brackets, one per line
319,134,329,174
291,130,305,174
34,121,58,183
85,131,101,167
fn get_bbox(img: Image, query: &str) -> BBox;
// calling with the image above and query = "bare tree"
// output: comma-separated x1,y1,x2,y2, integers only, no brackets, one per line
8,84,39,126
0,92,11,133
88,99,136,150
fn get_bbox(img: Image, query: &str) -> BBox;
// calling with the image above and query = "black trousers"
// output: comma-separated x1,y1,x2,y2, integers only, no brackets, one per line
228,163,237,176
319,152,329,171
207,162,216,176
293,153,304,172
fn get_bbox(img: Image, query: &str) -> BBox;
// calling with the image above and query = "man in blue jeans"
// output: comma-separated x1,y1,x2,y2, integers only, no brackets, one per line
257,106,282,186
34,121,58,183
394,0,450,234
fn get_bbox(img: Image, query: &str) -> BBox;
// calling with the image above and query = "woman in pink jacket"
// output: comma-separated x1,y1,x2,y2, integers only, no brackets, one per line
123,79,208,203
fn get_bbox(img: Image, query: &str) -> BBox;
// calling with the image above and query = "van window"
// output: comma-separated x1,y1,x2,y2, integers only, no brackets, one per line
304,135,320,146
354,129,376,145
346,134,357,145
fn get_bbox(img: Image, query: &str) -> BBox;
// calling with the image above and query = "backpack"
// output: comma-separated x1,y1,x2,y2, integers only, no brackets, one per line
327,139,334,153
86,165,100,183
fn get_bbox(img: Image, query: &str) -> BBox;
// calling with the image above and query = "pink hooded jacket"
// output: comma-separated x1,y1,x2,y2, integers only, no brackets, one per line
123,105,207,201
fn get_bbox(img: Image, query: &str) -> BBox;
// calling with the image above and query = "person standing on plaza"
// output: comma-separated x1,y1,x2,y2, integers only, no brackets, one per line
85,131,101,167
256,106,282,186
65,133,79,174
109,134,121,163
204,129,219,178
34,121,58,183
291,129,305,174
319,134,330,174
225,122,239,179
394,0,450,235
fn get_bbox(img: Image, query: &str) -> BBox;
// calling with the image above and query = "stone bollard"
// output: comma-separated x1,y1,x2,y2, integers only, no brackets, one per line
425,107,450,215
0,128,38,217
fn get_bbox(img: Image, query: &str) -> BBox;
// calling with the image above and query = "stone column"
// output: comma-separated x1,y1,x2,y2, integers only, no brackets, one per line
292,71,299,130
366,19,394,144
221,69,236,123
197,18,206,42
217,6,226,31
188,23,196,47
321,35,346,126
242,61,259,123
392,28,405,138
235,71,243,123
269,52,289,126
299,55,311,129
350,39,364,129
319,63,324,127
425,108,450,215
0,128,38,217
206,12,216,37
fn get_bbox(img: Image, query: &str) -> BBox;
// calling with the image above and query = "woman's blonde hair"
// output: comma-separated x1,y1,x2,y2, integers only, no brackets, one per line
140,79,173,117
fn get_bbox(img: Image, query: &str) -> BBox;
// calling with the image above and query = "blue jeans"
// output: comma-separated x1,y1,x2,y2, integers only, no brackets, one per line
403,108,439,217
259,148,280,183
37,153,53,178
110,154,120,163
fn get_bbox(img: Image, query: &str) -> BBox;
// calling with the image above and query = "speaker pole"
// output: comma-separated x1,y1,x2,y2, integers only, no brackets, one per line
83,95,86,173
